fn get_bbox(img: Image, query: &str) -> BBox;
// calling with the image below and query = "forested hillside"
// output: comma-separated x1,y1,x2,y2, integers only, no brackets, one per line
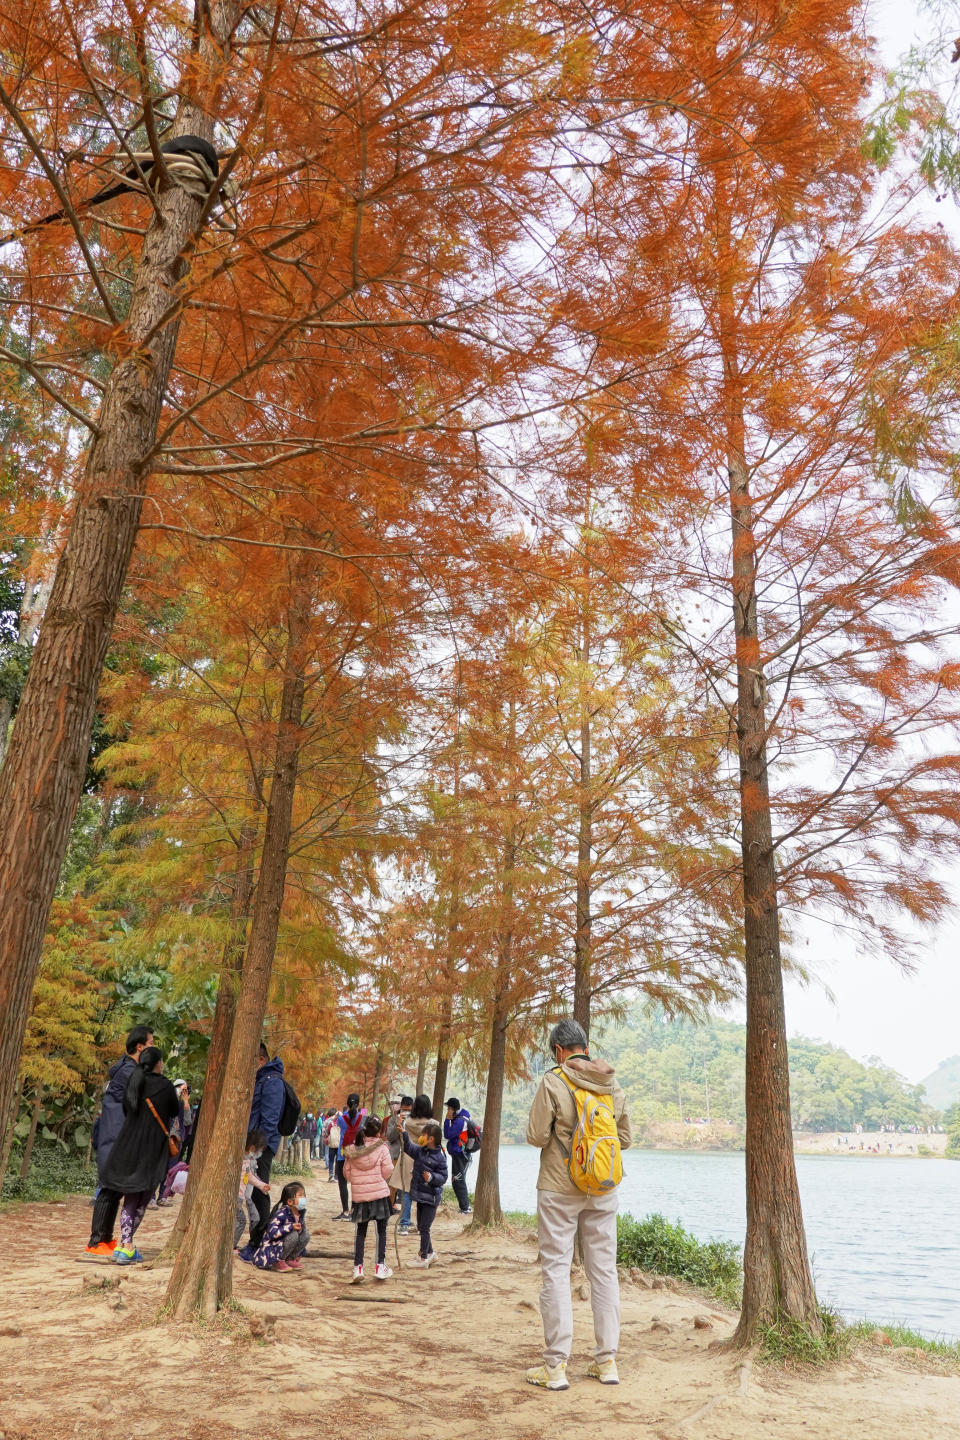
493,1011,941,1145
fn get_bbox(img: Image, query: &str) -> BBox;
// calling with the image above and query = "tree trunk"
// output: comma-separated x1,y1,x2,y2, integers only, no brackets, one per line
572,595,593,1037
163,597,307,1320
471,1006,508,1227
717,241,819,1343
164,797,259,1256
0,1074,24,1191
431,1003,452,1119
414,1048,427,1098
370,1045,383,1118
0,1,240,1148
0,695,11,773
19,1088,43,1180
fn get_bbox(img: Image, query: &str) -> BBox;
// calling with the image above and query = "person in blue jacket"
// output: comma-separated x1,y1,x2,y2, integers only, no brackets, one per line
402,1120,447,1266
245,1044,286,1251
444,1097,474,1215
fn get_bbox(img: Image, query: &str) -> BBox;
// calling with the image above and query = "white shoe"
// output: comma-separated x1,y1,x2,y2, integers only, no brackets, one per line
409,1255,432,1268
526,1362,569,1391
374,1263,393,1280
587,1358,619,1384
351,1264,364,1283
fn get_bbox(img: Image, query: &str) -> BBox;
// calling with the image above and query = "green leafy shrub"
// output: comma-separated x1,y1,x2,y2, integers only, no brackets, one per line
1,1144,93,1204
616,1212,742,1304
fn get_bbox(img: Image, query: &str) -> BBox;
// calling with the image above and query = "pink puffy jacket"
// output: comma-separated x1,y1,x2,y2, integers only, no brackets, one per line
342,1138,394,1201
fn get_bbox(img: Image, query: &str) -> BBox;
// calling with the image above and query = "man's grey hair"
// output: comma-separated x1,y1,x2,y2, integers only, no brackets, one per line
549,1018,588,1055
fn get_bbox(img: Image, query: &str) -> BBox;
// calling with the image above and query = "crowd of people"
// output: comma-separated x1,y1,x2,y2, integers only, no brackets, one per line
82,1017,633,1390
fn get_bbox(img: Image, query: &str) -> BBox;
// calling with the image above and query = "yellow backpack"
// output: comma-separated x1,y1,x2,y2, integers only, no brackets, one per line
557,1070,623,1194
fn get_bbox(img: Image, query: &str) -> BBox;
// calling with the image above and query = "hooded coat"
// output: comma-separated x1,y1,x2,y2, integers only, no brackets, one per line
388,1115,432,1192
248,1057,286,1154
526,1054,632,1195
342,1137,394,1202
402,1129,447,1205
100,1068,179,1194
95,1053,137,1181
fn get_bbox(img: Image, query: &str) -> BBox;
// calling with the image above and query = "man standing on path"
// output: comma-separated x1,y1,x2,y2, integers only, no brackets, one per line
243,1044,286,1253
86,1024,153,1253
444,1097,474,1215
525,1018,631,1391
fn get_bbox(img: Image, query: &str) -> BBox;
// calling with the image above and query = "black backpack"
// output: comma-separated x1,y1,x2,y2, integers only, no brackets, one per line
278,1079,301,1136
465,1118,482,1153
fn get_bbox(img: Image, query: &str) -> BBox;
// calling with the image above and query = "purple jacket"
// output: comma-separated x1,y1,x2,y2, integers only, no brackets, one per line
403,1130,447,1205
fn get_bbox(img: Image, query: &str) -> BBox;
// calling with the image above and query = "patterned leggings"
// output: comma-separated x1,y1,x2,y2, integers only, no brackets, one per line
120,1189,154,1247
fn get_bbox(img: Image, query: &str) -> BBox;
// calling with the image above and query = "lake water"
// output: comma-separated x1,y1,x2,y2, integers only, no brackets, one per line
495,1145,960,1340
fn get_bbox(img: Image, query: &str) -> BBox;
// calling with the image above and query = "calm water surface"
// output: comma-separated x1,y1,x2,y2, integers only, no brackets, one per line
496,1145,960,1339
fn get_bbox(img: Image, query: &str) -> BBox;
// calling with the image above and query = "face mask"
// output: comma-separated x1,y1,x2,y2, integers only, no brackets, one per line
296,1197,307,1211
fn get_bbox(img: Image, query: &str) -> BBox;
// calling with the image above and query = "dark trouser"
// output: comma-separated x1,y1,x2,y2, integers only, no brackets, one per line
354,1216,388,1267
336,1157,349,1213
89,1187,123,1246
248,1146,275,1249
416,1201,437,1259
326,1146,336,1177
450,1150,472,1212
283,1223,310,1260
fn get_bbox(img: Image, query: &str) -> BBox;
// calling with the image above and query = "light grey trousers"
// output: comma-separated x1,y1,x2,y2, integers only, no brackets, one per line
536,1186,620,1366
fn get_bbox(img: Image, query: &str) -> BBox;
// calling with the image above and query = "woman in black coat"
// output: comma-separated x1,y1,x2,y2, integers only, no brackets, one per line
86,1047,178,1263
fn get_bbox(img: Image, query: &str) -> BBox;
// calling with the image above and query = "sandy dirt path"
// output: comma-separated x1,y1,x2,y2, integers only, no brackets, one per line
0,1166,956,1440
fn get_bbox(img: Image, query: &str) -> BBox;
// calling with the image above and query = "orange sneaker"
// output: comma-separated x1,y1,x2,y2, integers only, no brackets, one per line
85,1241,116,1256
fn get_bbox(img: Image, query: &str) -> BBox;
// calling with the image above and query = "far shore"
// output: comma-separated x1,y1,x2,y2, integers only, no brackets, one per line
504,1123,950,1157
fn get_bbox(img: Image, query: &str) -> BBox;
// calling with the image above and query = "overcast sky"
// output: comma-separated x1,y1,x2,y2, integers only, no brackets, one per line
755,0,960,1087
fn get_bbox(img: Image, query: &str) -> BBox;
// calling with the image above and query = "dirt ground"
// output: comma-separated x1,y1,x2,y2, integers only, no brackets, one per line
0,1165,957,1440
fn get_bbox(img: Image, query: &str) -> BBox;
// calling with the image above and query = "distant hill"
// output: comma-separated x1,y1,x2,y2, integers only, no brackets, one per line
921,1056,960,1111
488,1008,941,1144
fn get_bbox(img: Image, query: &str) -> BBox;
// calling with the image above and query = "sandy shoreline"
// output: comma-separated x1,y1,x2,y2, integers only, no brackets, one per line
628,1124,949,1157
0,1165,958,1440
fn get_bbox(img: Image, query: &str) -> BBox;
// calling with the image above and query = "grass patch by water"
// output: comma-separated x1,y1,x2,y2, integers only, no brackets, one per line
846,1321,960,1364
617,1212,743,1306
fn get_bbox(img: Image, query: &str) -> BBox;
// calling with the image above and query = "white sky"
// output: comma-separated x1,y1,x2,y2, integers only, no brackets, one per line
765,0,960,1087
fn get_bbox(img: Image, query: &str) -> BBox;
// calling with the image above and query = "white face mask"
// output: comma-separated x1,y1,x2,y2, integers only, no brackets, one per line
296,1197,307,1212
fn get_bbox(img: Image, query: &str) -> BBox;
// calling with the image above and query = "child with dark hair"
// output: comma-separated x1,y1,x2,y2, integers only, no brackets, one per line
402,1118,447,1268
389,1094,433,1235
343,1115,394,1282
234,1129,270,1250
248,1182,308,1272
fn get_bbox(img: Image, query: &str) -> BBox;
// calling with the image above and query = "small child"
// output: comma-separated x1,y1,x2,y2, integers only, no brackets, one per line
235,1129,270,1251
250,1182,307,1271
343,1115,394,1282
402,1120,447,1267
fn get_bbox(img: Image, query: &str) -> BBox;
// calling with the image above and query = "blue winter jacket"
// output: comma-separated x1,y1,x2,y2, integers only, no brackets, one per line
403,1130,448,1205
248,1057,286,1153
96,1054,136,1181
443,1108,471,1155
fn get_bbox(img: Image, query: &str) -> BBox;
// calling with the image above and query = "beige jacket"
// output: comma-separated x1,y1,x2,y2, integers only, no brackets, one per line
526,1055,632,1195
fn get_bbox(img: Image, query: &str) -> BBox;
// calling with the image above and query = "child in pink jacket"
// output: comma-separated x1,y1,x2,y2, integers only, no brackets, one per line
343,1115,395,1282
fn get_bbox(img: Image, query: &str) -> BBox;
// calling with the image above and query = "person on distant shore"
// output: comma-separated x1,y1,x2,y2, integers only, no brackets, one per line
343,1115,395,1282
525,1017,632,1391
389,1094,432,1235
401,1118,446,1267
444,1096,474,1215
246,1043,286,1249
248,1182,308,1271
88,1046,179,1264
334,1094,366,1220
